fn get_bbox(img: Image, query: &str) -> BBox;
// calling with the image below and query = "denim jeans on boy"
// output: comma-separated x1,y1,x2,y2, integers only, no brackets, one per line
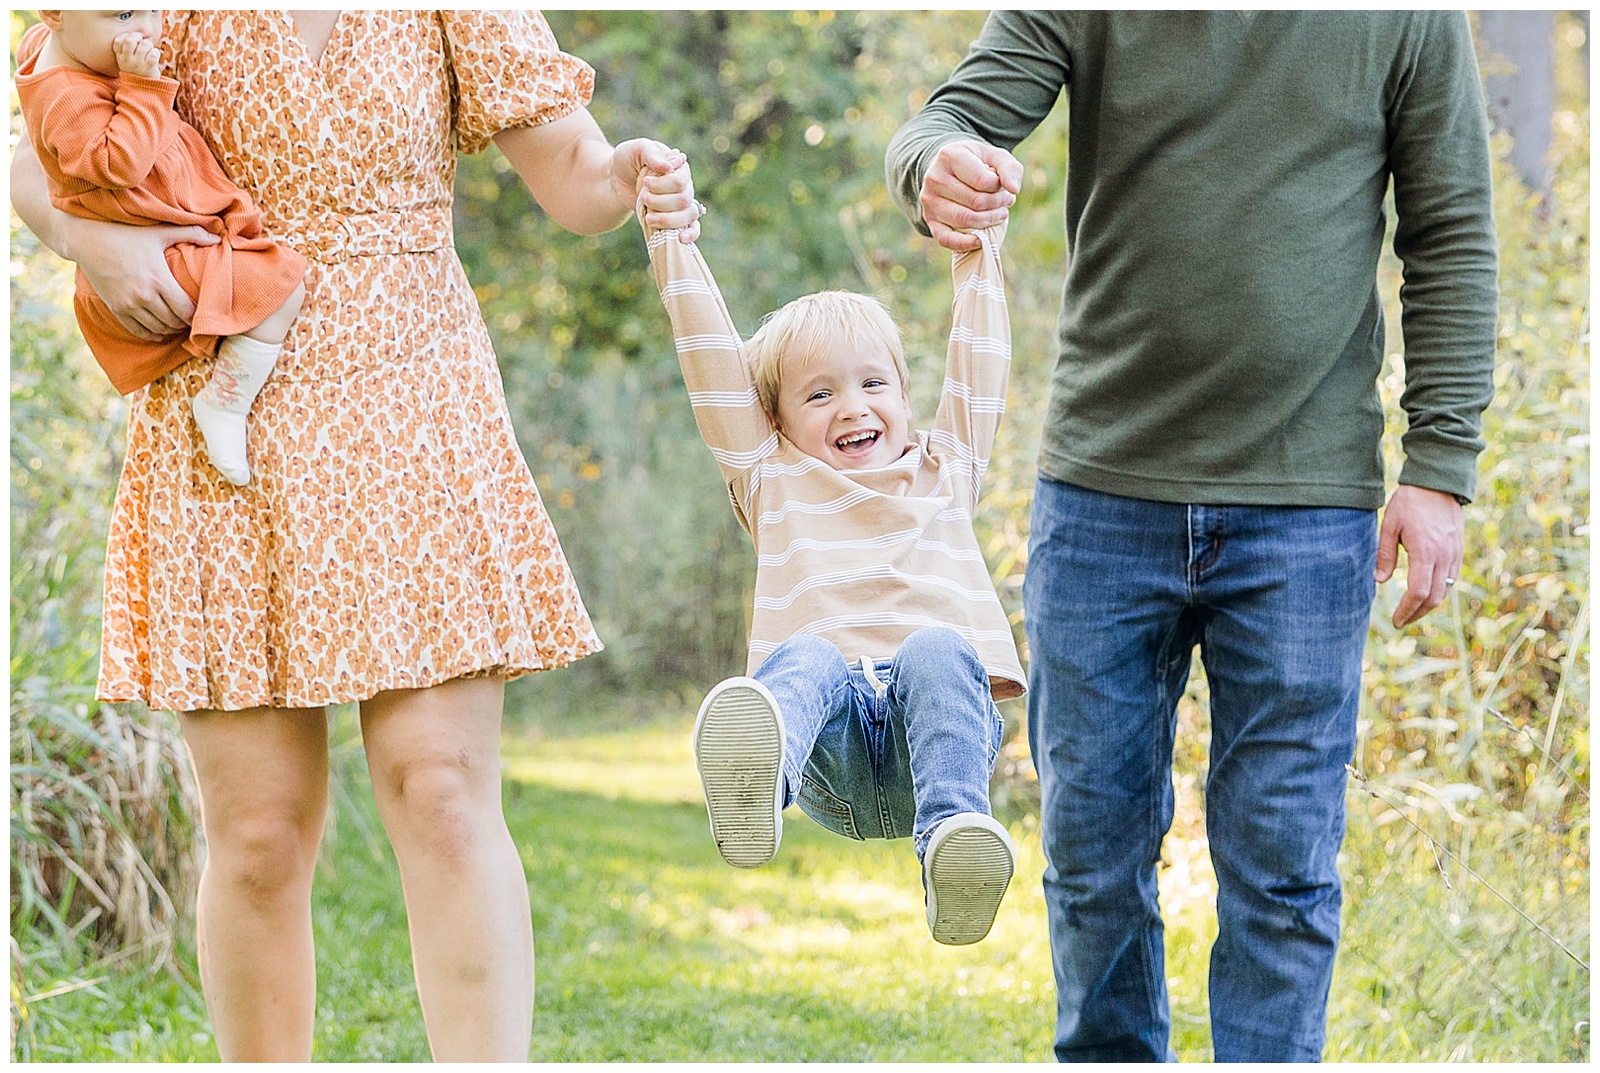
1023,476,1377,1063
754,627,1005,859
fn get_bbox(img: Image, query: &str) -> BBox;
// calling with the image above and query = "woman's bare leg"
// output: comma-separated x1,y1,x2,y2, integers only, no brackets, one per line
359,676,534,1062
179,705,329,1061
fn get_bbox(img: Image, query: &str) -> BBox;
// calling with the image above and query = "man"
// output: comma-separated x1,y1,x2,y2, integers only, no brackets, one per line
886,12,1497,1063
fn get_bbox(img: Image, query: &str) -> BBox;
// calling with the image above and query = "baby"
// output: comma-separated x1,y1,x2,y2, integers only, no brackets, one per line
646,210,1022,945
16,10,306,485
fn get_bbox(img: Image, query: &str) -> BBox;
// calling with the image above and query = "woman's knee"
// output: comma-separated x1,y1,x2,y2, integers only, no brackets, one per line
373,752,501,863
205,809,321,902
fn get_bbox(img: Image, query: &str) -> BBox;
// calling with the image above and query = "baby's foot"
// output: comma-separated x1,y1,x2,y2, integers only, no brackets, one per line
191,394,251,485
923,812,1014,945
692,677,786,868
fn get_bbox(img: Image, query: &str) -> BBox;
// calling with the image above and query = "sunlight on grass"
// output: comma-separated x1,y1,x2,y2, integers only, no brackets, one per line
499,709,1231,1060
503,726,702,804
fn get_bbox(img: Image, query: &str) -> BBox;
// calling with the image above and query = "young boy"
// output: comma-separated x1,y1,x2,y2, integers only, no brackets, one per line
645,210,1023,945
16,10,306,486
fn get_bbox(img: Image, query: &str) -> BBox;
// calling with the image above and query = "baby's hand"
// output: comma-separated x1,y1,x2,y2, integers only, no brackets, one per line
112,33,162,79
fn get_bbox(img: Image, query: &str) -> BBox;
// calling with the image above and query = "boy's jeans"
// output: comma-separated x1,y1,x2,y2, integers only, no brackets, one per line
754,627,1006,859
1023,476,1376,1063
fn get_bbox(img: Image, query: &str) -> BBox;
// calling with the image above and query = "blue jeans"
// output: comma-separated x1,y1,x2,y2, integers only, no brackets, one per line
754,628,1005,859
1023,477,1376,1062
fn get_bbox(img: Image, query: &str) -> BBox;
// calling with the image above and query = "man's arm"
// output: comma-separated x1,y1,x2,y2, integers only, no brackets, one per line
1378,11,1499,627
885,11,1072,250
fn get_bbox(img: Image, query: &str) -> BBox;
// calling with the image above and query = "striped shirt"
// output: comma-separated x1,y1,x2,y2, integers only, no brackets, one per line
647,221,1025,700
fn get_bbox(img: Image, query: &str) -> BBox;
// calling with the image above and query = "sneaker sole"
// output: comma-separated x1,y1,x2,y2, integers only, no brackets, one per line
693,680,783,869
927,823,1014,945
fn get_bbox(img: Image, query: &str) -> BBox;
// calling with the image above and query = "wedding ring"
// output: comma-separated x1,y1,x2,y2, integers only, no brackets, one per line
694,199,708,218
1444,577,1456,586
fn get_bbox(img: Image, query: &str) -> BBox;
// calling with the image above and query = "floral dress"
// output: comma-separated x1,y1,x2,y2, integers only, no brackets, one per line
96,11,603,712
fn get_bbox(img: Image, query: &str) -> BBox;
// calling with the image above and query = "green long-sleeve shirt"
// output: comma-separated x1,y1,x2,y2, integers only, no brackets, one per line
887,11,1498,508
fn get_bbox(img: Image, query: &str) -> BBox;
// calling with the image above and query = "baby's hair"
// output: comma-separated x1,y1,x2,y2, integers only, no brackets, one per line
746,290,909,421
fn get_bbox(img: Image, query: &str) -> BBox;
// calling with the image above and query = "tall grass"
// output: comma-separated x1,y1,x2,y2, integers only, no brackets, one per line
8,225,204,1056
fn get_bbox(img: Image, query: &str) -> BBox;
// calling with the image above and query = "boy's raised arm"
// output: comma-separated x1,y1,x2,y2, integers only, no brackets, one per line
931,221,1012,502
643,219,780,494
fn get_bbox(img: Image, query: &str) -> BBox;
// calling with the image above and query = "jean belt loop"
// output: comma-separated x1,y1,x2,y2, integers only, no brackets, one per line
858,655,887,698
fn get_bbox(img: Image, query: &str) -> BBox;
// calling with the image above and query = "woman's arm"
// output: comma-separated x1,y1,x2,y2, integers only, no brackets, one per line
493,107,700,241
11,132,218,338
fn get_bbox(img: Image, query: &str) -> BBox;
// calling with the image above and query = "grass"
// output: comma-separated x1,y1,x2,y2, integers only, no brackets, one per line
18,694,1584,1062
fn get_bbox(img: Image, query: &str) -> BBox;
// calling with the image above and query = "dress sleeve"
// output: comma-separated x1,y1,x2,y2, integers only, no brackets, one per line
37,73,181,190
441,10,596,156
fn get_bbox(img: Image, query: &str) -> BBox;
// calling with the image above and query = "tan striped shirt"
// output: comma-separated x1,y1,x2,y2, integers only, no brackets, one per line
647,221,1025,700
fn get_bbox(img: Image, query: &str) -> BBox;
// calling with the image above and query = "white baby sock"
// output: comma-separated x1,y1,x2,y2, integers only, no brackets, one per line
191,335,281,485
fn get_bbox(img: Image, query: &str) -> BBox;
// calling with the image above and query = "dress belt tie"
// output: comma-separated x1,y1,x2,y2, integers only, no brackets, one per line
278,207,454,264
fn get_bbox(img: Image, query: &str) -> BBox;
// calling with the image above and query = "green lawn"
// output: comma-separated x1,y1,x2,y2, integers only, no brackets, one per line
13,705,1586,1062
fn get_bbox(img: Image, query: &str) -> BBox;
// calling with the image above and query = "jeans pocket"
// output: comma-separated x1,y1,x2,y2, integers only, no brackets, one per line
797,777,862,841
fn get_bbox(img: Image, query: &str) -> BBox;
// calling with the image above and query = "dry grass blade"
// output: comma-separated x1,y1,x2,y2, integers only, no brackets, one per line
1347,765,1590,972
10,700,199,967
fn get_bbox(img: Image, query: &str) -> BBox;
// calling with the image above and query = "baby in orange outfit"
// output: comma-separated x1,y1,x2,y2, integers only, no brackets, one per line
16,10,307,485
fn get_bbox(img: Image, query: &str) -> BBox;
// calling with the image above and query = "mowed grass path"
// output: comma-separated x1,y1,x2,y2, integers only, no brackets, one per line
497,722,1060,1062
21,705,1584,1062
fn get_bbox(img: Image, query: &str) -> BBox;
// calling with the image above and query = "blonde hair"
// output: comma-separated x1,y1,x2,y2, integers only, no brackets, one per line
745,291,909,422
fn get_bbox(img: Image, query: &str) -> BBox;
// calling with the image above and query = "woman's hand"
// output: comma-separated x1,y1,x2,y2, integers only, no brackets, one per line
610,138,701,243
13,134,217,338
494,110,705,240
71,218,220,339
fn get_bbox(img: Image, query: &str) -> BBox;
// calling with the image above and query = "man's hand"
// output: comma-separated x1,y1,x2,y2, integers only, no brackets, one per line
919,139,1023,251
1375,484,1465,628
113,33,162,79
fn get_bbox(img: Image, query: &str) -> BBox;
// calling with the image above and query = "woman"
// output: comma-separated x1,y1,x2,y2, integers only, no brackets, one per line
11,10,700,1061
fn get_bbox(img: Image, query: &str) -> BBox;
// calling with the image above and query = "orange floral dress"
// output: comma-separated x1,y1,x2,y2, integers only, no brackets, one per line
96,11,603,712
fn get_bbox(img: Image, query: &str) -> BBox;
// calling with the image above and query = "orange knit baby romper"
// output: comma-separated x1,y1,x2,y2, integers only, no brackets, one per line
14,21,305,395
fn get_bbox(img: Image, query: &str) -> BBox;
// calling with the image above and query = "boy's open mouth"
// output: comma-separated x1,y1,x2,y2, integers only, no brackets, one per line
835,429,881,455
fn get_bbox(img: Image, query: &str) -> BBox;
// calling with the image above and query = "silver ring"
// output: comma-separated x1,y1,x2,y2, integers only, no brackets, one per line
1444,577,1456,586
694,199,707,218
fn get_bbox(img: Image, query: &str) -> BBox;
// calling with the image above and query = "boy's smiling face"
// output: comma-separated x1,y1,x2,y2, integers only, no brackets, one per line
774,335,913,471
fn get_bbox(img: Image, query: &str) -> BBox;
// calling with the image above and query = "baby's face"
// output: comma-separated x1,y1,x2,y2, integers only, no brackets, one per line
774,336,913,471
49,10,162,78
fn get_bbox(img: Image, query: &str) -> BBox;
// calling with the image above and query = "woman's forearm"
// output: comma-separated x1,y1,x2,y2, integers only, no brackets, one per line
493,109,631,236
11,135,75,258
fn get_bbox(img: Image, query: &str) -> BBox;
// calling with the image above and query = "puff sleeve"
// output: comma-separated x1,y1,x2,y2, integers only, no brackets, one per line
441,10,596,156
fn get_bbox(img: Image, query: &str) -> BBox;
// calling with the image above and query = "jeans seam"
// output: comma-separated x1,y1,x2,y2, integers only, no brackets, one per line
1146,650,1173,1032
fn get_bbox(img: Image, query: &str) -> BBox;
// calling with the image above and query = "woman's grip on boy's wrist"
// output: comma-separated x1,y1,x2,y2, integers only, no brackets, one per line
618,138,701,243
